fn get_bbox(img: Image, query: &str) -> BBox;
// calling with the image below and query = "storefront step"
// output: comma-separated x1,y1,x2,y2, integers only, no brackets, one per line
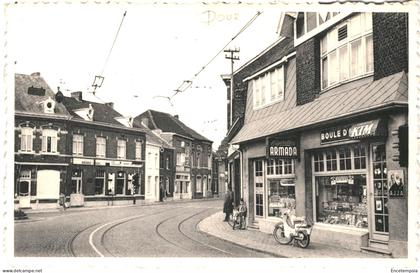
368,239,389,250
360,246,392,256
310,224,369,251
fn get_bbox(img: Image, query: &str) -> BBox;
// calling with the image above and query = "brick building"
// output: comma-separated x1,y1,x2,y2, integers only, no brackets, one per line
135,110,214,199
225,12,408,257
14,73,72,209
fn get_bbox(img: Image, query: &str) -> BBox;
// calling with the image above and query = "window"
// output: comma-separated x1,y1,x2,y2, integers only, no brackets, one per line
256,194,264,217
166,157,170,169
95,170,105,195
72,134,84,156
135,141,142,160
147,176,151,193
197,153,200,168
313,145,367,173
196,176,202,192
315,175,368,229
71,169,82,194
96,137,106,158
176,152,186,166
155,153,158,169
296,12,341,39
314,152,324,172
20,127,33,152
320,13,373,90
253,66,284,109
116,172,125,195
268,179,295,218
42,129,58,153
117,139,126,159
255,160,263,177
267,159,295,176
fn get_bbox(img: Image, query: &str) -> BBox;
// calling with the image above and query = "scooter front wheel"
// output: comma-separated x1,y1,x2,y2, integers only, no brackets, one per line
273,224,293,245
296,232,310,248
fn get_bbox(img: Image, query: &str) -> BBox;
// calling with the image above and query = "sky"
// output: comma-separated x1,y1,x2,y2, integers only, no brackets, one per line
7,4,281,148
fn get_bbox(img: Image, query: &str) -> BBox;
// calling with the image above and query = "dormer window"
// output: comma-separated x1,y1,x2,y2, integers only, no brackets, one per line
87,104,94,121
253,65,285,109
320,13,373,90
74,104,94,121
114,116,133,128
43,97,56,114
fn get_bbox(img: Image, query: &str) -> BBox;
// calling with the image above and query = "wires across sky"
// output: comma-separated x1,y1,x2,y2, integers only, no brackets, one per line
171,11,262,99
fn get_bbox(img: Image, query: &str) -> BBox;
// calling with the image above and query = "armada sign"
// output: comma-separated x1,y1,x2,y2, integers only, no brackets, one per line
267,138,299,159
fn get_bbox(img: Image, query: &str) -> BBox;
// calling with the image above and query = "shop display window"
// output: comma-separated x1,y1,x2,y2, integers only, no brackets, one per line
267,159,294,176
95,170,105,195
314,152,324,172
268,179,295,218
313,144,367,174
316,174,368,228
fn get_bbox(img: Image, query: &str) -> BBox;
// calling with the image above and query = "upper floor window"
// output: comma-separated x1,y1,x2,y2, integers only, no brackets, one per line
135,141,142,160
41,129,58,153
176,152,186,166
155,153,158,168
166,157,170,169
96,137,106,158
296,12,341,39
72,134,84,156
117,139,126,159
20,127,33,152
321,13,373,90
253,66,284,109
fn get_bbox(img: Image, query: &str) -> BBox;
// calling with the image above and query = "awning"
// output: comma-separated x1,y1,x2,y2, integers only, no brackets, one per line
349,119,387,139
231,72,407,144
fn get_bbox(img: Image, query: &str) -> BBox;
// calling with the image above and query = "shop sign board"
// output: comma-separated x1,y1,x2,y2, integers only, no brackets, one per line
321,120,385,144
330,175,354,185
73,158,94,165
267,138,299,159
388,170,404,198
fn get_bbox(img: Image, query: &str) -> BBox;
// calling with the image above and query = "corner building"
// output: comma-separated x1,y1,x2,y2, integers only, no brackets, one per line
229,12,408,257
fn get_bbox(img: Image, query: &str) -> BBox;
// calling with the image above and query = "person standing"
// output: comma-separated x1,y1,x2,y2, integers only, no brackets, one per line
223,187,233,222
239,198,247,229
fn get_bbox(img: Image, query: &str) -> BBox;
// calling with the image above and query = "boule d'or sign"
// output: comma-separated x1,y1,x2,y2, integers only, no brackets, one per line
320,126,350,144
267,138,299,159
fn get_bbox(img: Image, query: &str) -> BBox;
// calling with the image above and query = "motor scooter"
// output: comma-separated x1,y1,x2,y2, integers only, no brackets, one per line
273,212,313,248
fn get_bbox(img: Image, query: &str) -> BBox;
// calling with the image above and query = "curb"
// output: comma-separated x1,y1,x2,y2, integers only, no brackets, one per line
22,197,223,215
196,214,285,258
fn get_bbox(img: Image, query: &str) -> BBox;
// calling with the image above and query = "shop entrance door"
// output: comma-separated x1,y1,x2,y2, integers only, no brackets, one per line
254,160,264,218
370,143,389,242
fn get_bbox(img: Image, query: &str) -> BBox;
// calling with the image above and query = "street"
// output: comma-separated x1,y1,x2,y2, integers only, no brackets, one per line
14,200,273,257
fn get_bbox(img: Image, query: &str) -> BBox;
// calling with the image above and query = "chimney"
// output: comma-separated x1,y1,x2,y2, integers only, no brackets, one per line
31,72,41,77
71,91,83,101
141,118,149,128
105,102,114,108
174,114,179,119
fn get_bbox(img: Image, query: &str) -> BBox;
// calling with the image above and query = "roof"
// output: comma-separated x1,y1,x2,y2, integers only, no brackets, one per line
62,96,125,126
134,110,212,143
231,72,408,144
132,118,172,149
15,73,70,116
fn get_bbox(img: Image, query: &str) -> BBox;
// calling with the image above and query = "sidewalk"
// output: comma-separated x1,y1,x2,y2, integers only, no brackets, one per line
198,211,386,258
19,197,223,215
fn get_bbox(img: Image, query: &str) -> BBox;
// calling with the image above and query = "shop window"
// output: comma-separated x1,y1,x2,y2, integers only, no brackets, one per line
339,147,352,170
268,179,295,218
72,134,84,156
326,150,337,171
96,137,106,158
372,144,388,233
255,160,263,177
117,139,126,159
267,158,295,175
256,194,264,217
320,13,373,90
95,170,105,195
354,144,367,169
314,152,324,172
41,129,58,154
315,175,368,228
116,172,125,195
20,127,34,152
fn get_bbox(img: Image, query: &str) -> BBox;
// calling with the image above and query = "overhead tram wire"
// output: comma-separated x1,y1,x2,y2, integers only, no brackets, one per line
90,11,127,96
171,11,262,99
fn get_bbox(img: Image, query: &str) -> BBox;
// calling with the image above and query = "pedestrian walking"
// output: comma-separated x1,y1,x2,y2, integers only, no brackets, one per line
223,187,233,222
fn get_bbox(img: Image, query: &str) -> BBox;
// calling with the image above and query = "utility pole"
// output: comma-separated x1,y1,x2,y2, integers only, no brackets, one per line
224,48,240,128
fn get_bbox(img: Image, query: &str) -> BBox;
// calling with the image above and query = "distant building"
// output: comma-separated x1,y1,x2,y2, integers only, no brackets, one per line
134,110,214,199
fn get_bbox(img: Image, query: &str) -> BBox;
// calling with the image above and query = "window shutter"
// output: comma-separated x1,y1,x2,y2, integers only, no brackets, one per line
21,135,27,151
42,135,47,152
52,136,57,153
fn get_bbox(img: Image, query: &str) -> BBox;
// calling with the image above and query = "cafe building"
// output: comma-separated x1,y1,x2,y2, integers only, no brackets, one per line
229,12,408,257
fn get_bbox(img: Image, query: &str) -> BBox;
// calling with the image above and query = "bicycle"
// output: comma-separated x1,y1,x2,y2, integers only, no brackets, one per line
228,210,245,230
